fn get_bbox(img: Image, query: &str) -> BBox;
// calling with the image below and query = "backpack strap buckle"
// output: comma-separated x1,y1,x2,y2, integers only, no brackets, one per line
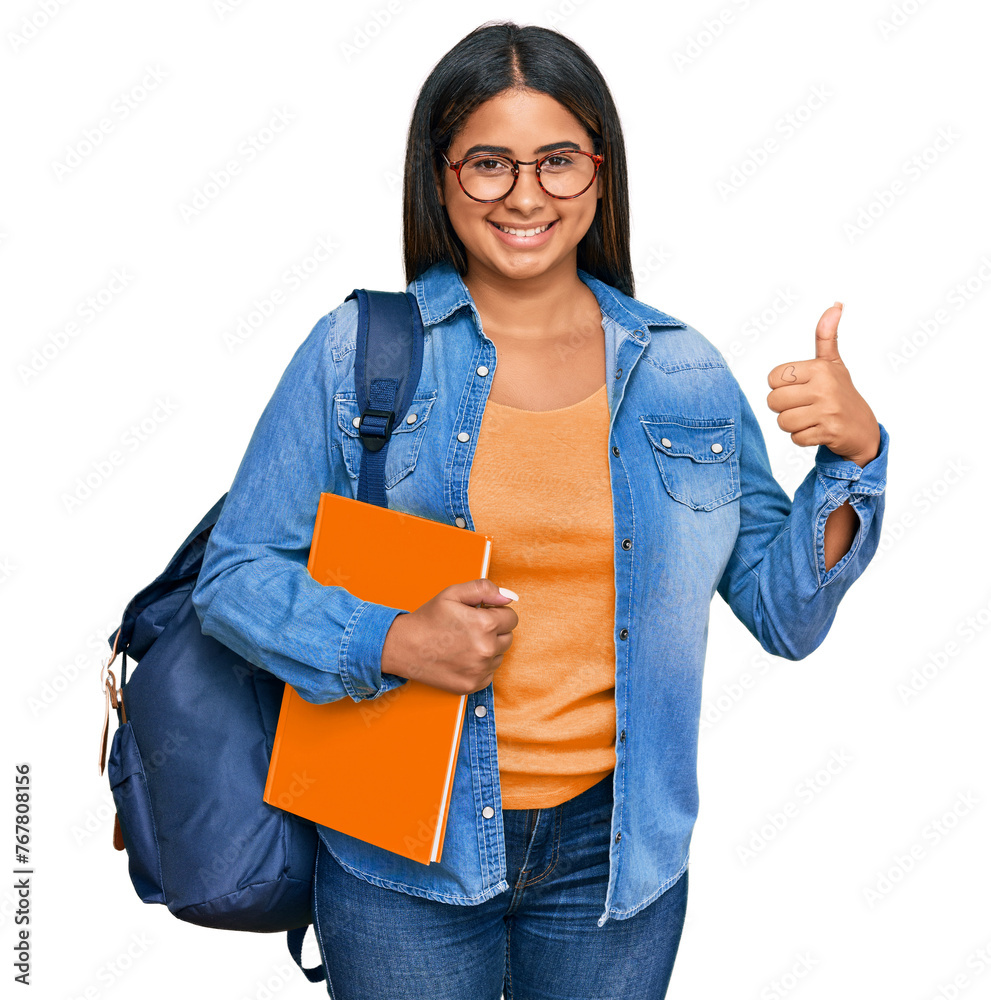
357,406,395,453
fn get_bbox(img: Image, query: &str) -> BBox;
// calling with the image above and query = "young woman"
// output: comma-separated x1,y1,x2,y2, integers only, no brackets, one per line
192,20,888,1000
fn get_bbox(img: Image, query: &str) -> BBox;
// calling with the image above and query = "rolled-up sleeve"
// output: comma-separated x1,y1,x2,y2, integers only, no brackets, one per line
717,383,889,660
191,310,410,704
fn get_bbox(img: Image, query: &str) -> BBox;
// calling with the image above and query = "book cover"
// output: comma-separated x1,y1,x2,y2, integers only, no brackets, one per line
263,491,493,864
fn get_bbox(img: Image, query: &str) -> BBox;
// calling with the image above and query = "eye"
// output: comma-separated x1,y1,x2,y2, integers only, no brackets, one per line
541,152,577,170
467,156,511,172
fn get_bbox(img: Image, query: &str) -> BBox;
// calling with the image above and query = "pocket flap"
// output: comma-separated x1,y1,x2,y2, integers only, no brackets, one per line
335,392,436,438
641,417,736,463
107,720,145,788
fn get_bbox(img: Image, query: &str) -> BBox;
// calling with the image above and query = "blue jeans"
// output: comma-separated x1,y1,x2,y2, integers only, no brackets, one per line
312,771,688,999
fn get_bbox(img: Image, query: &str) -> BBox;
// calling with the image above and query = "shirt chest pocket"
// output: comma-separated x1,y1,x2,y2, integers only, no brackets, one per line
335,391,436,489
640,415,741,511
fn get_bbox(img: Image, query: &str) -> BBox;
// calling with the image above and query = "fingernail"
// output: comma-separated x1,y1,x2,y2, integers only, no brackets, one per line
498,587,519,601
834,300,844,311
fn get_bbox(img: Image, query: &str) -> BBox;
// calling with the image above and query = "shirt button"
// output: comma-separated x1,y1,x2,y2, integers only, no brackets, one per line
457,431,470,442
614,367,623,379
619,628,629,640
614,832,622,843
611,445,620,457
476,365,489,376
482,806,495,819
474,705,487,717
352,416,361,428
455,517,467,528
661,437,672,448
621,538,632,550
619,729,626,742
406,413,417,424
711,442,723,454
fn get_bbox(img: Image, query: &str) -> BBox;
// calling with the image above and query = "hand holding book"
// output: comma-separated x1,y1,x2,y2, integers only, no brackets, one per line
381,579,519,695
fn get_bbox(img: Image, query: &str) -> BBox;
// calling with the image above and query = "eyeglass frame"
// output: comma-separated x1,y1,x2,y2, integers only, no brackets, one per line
438,147,605,203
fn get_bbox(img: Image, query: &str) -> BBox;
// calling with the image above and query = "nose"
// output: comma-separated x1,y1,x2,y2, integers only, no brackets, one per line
501,160,547,212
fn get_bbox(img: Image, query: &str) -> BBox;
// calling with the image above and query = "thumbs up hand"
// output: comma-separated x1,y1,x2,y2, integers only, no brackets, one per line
766,302,881,467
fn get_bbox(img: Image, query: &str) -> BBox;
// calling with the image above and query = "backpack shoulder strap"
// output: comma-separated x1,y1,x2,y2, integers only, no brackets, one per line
345,288,424,509
286,925,326,983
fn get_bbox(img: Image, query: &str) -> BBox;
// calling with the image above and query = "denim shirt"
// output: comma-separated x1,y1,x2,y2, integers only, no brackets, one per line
191,258,888,927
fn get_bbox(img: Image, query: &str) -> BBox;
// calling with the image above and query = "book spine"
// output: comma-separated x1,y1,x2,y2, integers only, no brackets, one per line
434,539,490,860
262,684,293,806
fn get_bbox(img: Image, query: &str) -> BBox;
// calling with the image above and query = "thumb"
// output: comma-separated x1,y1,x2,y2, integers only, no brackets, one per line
815,301,843,361
454,578,518,607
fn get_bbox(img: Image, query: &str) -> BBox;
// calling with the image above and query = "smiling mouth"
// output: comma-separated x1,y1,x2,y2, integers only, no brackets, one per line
489,220,557,237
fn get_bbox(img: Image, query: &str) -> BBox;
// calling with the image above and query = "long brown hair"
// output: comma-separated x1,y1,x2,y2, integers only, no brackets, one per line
402,20,635,298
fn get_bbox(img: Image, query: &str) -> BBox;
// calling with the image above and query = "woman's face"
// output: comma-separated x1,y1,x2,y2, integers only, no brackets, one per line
435,88,602,285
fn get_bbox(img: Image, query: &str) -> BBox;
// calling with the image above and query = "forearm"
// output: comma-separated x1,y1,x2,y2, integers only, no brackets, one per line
822,433,882,571
718,410,889,660
823,499,859,572
193,545,409,704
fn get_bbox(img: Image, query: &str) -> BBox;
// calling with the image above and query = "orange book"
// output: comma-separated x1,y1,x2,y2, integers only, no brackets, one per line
263,491,493,865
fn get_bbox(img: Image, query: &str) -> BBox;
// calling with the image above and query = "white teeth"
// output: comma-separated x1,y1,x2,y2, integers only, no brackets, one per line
493,222,552,237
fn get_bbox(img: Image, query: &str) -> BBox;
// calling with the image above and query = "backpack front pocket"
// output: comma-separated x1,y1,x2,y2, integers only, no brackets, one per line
107,721,166,904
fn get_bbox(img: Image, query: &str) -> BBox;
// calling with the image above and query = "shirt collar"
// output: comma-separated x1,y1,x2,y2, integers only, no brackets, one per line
409,258,685,338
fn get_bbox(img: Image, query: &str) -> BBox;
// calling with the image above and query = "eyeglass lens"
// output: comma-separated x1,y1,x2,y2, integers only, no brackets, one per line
459,151,595,200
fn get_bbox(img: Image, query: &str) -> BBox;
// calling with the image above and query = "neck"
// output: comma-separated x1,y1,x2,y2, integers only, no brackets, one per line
463,257,592,343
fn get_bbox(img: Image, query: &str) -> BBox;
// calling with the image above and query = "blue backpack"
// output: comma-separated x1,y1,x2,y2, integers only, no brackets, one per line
98,288,425,984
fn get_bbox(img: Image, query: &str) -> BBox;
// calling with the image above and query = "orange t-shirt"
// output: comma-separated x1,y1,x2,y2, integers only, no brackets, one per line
467,383,617,809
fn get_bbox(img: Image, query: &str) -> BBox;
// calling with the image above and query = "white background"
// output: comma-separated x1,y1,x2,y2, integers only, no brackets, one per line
3,1,990,997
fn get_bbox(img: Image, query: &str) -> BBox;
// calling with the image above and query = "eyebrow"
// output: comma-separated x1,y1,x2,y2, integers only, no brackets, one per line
462,140,582,157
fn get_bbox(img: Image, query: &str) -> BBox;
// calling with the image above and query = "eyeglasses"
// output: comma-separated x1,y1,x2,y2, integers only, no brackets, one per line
439,147,604,203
